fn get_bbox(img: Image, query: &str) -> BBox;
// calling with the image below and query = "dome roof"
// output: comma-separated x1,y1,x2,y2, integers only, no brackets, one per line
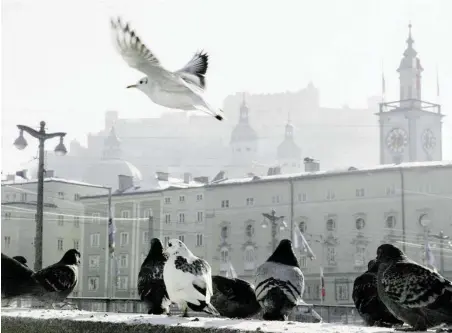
277,140,301,159
83,159,142,190
230,123,258,143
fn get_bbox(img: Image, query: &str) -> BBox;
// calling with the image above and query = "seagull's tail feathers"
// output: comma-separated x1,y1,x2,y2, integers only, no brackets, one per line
203,302,221,316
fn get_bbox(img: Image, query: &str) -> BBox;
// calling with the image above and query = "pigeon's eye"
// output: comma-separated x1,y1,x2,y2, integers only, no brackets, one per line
168,243,172,247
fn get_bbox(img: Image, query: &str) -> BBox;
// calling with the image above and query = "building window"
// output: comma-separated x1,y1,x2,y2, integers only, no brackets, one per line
196,194,203,201
74,216,80,228
20,193,27,202
220,226,229,240
355,188,365,197
57,239,64,251
58,214,64,226
355,217,365,230
335,282,349,301
244,246,255,270
4,236,11,248
272,195,280,204
299,255,307,268
299,221,307,233
178,213,185,223
179,195,185,203
90,233,100,247
246,198,254,206
120,232,129,246
121,210,130,220
197,211,203,222
74,193,81,201
220,248,229,263
88,277,99,291
326,190,335,200
91,213,100,224
143,209,153,218
196,234,203,247
143,231,149,244
386,215,396,229
355,247,366,266
386,185,396,196
58,192,65,199
89,255,100,268
118,254,129,268
327,247,337,265
221,200,229,208
117,276,128,290
73,239,80,250
326,218,336,231
4,212,12,220
178,235,185,243
245,224,254,238
298,193,307,202
163,236,170,247
164,197,171,204
165,214,171,224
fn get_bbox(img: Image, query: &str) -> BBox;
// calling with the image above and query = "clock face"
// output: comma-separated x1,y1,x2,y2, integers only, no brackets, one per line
386,128,408,153
422,129,436,152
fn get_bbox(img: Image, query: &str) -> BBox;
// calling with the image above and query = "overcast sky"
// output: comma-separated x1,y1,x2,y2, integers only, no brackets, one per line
2,0,451,173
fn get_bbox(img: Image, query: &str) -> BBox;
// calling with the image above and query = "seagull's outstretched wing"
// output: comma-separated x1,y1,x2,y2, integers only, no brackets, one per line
175,51,209,89
110,17,172,80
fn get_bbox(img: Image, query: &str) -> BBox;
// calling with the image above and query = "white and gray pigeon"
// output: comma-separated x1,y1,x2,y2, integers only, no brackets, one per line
138,238,171,315
376,243,452,332
110,17,225,121
255,239,305,321
163,239,220,317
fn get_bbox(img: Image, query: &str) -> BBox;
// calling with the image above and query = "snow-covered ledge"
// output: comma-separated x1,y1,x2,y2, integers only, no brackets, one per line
1,309,393,333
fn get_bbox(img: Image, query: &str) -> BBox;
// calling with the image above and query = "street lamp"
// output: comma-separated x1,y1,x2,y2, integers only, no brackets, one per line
262,209,286,252
431,231,450,274
13,121,67,271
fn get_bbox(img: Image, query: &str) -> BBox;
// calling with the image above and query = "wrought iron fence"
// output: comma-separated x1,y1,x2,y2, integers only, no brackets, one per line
3,297,364,325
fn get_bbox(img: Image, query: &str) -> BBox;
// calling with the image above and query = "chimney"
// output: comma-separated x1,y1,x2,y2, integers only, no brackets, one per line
118,174,134,192
183,172,192,184
304,157,320,172
156,172,169,181
194,176,209,184
45,170,55,178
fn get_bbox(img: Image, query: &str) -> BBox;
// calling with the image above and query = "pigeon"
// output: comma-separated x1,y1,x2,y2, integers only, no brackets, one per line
1,253,39,300
352,259,404,327
255,239,305,321
210,275,261,318
110,17,225,121
376,243,452,332
163,238,220,317
13,256,28,266
138,238,171,315
31,249,81,309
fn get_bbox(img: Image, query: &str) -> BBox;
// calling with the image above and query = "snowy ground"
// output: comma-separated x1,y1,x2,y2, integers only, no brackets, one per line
0,308,412,333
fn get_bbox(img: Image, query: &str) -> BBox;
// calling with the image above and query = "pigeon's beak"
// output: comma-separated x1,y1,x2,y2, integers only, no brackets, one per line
126,84,137,89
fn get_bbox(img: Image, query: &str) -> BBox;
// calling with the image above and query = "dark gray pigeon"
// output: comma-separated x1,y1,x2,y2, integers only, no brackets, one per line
1,253,38,300
255,239,305,321
376,244,452,332
211,275,261,318
138,238,171,315
32,249,81,309
353,259,404,327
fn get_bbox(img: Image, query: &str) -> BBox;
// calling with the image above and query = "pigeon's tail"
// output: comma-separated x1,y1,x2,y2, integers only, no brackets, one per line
203,303,221,316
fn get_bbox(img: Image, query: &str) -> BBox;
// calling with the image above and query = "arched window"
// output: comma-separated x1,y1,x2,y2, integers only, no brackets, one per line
385,215,396,229
245,224,254,238
244,246,255,270
220,248,229,263
355,218,365,230
221,226,229,240
326,218,336,231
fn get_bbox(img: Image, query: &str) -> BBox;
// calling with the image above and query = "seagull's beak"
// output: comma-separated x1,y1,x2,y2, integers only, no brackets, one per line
126,84,137,89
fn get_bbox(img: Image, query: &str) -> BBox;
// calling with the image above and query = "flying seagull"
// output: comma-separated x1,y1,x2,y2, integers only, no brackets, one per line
138,238,171,315
255,239,305,321
376,244,452,332
352,259,404,327
211,275,261,319
163,239,220,317
110,17,225,121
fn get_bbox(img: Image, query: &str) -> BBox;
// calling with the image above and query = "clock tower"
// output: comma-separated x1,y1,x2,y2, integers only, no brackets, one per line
377,24,444,164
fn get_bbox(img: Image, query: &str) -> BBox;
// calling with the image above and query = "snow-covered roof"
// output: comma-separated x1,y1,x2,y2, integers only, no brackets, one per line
1,177,108,189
